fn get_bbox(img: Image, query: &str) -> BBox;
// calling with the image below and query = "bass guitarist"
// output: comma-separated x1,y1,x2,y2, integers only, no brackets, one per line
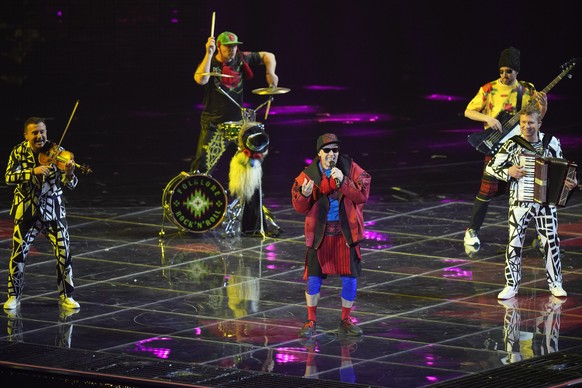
463,46,547,249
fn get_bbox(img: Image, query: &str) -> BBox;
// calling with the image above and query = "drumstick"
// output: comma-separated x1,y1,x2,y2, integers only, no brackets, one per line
210,12,216,37
264,99,271,120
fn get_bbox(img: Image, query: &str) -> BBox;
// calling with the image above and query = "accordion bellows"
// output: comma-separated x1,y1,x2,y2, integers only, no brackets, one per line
517,154,577,207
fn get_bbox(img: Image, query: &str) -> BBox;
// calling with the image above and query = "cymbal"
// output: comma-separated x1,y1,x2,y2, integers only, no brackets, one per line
252,87,291,95
195,72,235,78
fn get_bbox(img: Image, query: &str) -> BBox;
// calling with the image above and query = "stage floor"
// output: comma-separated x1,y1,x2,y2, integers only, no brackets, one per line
1,88,582,387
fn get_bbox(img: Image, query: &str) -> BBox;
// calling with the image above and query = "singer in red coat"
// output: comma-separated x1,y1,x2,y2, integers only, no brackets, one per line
291,133,371,338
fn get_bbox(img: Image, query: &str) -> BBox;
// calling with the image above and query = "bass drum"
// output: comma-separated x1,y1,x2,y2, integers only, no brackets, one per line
162,172,228,233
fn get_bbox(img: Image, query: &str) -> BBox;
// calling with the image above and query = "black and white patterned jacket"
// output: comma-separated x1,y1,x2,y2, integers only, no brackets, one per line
485,132,562,205
5,141,78,224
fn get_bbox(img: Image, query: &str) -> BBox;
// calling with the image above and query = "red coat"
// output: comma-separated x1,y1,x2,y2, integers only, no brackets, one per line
291,154,371,249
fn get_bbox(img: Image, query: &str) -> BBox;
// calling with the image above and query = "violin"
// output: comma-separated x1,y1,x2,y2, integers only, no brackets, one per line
38,100,93,175
39,141,93,175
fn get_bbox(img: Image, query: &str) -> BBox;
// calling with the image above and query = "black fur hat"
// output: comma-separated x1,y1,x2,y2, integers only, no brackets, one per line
498,46,520,72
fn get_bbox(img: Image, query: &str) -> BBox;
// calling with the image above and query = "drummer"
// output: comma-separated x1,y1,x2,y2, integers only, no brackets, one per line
191,31,278,175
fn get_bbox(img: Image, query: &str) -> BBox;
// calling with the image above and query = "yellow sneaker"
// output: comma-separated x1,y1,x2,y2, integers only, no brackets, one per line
3,296,21,310
59,295,80,309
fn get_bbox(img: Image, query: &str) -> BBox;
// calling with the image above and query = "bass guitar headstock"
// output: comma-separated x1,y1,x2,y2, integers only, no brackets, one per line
560,58,578,79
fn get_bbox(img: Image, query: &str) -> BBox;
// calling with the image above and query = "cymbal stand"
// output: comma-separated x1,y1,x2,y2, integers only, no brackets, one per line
215,84,273,124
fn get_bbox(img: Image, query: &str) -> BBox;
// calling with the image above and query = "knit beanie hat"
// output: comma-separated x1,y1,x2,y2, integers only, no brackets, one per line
498,46,520,72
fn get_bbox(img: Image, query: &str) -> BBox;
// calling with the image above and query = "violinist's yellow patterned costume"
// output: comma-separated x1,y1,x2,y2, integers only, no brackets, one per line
3,117,80,310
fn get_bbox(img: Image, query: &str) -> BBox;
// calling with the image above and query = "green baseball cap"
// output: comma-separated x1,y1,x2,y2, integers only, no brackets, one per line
217,31,243,45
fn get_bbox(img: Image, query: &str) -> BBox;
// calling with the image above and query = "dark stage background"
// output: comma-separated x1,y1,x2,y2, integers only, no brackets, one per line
2,1,581,188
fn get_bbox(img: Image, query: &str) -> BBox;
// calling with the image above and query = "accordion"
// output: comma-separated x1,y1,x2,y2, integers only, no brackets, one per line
517,154,578,207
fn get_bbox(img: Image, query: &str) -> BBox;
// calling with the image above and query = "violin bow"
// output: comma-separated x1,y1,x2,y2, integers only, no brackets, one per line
57,99,80,148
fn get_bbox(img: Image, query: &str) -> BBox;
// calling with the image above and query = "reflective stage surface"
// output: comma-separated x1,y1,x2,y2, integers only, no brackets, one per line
1,86,581,387
1,2,582,383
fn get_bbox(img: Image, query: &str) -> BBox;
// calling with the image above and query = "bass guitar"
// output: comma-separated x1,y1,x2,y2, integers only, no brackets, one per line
467,58,577,155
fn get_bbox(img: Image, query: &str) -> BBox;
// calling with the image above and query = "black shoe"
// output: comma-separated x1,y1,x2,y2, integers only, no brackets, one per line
263,206,284,234
266,229,281,237
338,318,363,336
299,320,317,338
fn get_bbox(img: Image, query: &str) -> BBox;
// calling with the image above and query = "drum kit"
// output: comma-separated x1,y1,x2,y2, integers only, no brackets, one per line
160,74,290,236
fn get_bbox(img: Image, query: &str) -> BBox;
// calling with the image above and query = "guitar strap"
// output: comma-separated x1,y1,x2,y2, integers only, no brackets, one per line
515,82,524,112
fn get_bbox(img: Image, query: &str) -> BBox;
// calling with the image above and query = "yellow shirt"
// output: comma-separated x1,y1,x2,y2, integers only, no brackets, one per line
466,79,536,126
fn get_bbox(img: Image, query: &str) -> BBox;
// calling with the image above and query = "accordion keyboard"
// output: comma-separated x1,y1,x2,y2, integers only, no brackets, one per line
517,154,537,202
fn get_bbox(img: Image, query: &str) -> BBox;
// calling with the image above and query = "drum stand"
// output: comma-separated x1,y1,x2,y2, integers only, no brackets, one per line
223,197,243,237
222,180,265,238
222,181,283,238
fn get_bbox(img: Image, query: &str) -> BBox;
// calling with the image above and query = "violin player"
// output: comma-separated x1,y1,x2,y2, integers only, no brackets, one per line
3,117,81,311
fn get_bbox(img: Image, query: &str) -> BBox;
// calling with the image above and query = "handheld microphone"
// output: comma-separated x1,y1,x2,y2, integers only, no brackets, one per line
329,161,340,187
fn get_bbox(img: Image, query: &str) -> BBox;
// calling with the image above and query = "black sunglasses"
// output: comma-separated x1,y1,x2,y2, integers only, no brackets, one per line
321,147,339,154
499,69,514,75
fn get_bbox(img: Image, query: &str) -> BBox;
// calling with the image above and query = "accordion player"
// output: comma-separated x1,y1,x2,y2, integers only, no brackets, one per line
517,154,578,207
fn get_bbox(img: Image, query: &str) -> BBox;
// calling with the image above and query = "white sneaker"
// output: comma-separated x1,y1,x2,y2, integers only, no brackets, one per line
549,284,567,298
464,228,480,246
498,285,518,299
3,296,21,310
59,295,80,309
